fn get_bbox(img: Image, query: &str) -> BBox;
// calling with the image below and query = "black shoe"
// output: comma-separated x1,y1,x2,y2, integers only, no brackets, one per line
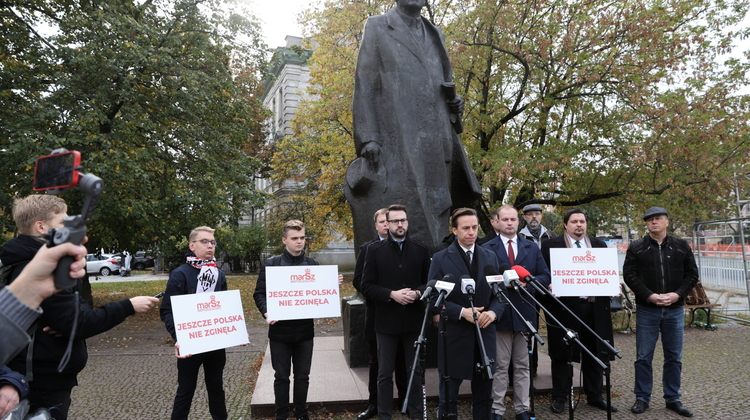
296,416,309,420
631,400,649,414
588,399,618,412
357,404,377,420
666,401,694,417
516,411,532,420
551,399,565,413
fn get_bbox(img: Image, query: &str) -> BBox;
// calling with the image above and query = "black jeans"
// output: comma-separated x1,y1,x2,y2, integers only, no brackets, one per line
171,348,227,420
367,339,408,406
375,332,421,419
270,338,314,419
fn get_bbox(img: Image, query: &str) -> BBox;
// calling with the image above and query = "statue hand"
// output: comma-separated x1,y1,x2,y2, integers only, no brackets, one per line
448,95,465,115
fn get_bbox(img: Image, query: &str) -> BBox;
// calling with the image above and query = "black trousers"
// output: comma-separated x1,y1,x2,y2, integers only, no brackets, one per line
171,348,227,420
550,301,605,402
29,387,72,420
376,332,422,419
367,339,408,406
270,338,314,420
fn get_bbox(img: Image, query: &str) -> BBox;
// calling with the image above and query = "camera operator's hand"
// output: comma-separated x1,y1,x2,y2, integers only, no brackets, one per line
129,296,159,313
0,384,21,418
6,241,88,310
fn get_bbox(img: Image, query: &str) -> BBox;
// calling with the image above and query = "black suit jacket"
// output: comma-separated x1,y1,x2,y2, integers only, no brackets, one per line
541,235,614,361
428,242,506,379
360,236,431,335
352,237,382,340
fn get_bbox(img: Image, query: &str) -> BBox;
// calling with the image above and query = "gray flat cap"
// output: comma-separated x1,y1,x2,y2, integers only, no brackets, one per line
643,206,668,221
522,204,543,213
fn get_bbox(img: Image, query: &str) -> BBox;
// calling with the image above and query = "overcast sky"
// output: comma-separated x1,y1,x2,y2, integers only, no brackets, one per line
243,0,315,48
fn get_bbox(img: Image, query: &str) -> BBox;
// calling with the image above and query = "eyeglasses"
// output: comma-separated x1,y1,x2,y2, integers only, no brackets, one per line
388,218,408,225
525,212,542,216
193,239,217,247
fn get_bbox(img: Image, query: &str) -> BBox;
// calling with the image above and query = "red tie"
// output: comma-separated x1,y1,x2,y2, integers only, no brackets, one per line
507,240,515,266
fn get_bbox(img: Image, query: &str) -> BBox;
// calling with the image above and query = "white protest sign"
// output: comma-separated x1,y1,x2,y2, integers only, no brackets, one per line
265,265,341,321
171,289,249,356
549,248,620,296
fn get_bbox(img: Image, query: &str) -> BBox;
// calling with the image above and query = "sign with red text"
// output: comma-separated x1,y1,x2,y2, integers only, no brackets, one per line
265,265,340,321
549,248,620,296
170,289,249,356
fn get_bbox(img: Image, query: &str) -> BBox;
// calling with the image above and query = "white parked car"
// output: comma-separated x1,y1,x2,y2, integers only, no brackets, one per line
86,254,120,276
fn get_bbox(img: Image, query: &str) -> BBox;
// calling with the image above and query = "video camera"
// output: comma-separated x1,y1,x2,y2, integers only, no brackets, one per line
33,149,104,289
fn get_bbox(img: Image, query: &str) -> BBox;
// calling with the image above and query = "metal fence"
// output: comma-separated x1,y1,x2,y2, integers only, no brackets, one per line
694,250,749,290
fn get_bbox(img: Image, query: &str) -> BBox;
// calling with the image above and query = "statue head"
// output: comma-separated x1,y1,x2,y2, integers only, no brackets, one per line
395,0,426,16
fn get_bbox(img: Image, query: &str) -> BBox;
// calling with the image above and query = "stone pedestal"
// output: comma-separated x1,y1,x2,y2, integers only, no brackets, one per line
342,293,369,368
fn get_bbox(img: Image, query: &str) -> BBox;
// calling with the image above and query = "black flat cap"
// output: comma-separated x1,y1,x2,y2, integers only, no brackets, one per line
643,206,668,221
523,204,543,213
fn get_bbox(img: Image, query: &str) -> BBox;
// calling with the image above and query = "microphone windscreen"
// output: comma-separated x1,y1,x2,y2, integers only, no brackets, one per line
442,273,455,282
498,263,511,274
425,279,437,288
483,264,499,276
512,265,531,279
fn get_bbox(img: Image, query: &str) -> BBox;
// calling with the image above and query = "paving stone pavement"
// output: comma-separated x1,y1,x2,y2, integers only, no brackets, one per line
66,317,750,419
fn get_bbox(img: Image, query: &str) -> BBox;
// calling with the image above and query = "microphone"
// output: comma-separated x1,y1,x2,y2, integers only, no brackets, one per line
483,264,507,294
420,279,437,301
434,274,455,307
503,269,521,292
497,263,511,274
511,265,535,283
460,275,475,295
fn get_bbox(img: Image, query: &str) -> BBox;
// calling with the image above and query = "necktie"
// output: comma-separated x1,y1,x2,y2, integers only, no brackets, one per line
466,250,472,263
507,240,515,265
575,240,581,248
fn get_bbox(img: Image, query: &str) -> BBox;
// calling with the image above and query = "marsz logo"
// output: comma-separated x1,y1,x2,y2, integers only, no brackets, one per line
290,268,316,283
197,295,221,312
572,250,597,263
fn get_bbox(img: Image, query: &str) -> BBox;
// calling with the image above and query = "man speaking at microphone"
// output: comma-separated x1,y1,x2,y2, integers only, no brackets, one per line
428,208,505,420
360,204,431,420
482,205,550,420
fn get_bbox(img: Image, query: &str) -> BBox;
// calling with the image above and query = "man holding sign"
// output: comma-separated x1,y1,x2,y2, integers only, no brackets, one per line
253,220,343,420
160,226,228,420
540,208,616,414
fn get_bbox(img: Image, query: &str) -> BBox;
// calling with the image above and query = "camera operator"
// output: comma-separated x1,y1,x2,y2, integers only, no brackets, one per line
0,195,158,420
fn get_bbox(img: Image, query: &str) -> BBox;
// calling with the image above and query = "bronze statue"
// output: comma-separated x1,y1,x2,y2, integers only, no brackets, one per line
346,0,481,254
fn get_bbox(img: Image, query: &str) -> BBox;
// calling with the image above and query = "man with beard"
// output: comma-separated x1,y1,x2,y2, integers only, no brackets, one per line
541,208,617,414
360,204,430,420
518,204,556,248
352,208,409,420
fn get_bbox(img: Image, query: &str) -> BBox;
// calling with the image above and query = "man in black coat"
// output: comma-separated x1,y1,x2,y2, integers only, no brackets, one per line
360,204,430,420
541,208,616,414
352,208,408,420
428,208,505,420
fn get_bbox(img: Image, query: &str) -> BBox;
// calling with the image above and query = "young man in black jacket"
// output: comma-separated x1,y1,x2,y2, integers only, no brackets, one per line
253,220,342,420
160,226,230,420
0,194,157,420
624,207,698,417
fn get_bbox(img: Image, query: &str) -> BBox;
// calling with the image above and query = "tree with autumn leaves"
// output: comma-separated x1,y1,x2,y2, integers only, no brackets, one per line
273,0,750,244
1,0,270,257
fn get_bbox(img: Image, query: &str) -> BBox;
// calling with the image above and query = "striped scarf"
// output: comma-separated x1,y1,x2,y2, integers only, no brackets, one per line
187,256,218,293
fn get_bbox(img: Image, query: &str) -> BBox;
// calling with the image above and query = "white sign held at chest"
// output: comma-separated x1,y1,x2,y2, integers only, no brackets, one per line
549,248,620,296
265,265,341,321
171,289,249,356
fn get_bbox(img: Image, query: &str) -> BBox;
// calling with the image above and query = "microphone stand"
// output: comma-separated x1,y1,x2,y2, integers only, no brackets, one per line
435,291,456,419
491,284,543,420
401,293,431,418
523,279,621,420
465,289,494,420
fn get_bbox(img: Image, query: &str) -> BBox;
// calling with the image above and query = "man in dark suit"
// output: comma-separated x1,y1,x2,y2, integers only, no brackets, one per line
476,207,501,246
428,208,506,420
541,208,617,414
361,204,431,420
352,208,408,420
482,205,550,420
